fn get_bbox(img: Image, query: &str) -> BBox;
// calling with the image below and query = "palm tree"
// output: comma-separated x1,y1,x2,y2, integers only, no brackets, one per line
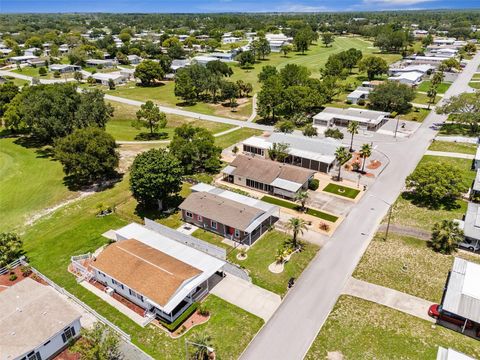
189,333,214,360
286,217,308,250
359,143,372,174
347,121,359,152
334,146,349,181
429,220,463,255
295,191,309,211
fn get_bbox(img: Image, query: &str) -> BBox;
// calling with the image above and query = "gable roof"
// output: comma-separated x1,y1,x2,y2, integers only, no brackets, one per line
0,278,81,360
92,239,201,308
229,155,314,187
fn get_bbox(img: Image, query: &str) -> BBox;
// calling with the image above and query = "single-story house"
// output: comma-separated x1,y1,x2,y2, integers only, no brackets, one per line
191,56,218,65
471,169,480,199
8,55,38,64
347,86,372,104
474,146,480,170
242,133,341,173
0,48,12,56
222,154,315,199
437,347,476,360
127,54,142,64
0,278,82,360
90,222,225,323
440,257,480,330
313,107,390,132
265,33,291,52
24,47,40,57
428,48,459,58
388,71,424,86
26,58,46,67
222,35,242,44
49,64,81,73
170,59,190,72
58,44,69,54
433,37,456,46
92,72,126,86
120,68,135,80
388,64,434,76
413,29,429,38
86,59,116,68
179,183,279,245
207,52,235,62
409,55,451,65
455,202,480,252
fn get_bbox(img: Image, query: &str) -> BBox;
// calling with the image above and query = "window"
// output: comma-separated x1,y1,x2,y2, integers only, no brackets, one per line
197,215,203,222
43,340,51,346
235,229,240,238
26,352,42,360
61,326,76,343
129,289,144,301
211,221,217,229
112,279,118,285
186,211,193,218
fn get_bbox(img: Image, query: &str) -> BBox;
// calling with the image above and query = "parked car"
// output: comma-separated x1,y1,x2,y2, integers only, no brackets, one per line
428,304,474,329
459,238,480,252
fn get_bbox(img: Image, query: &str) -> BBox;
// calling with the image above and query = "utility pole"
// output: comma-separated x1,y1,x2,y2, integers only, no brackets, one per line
384,204,393,241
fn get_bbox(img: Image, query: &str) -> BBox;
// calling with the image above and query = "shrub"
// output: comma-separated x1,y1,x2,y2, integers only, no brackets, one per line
346,100,352,105
159,302,199,331
38,67,47,76
198,303,210,316
308,179,319,190
319,222,330,231
53,70,61,78
324,128,344,140
9,274,17,281
20,265,32,277
357,99,366,106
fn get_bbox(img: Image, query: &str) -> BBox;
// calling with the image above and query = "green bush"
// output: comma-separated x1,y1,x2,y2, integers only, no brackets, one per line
308,179,319,191
324,128,344,140
9,274,17,281
159,302,199,331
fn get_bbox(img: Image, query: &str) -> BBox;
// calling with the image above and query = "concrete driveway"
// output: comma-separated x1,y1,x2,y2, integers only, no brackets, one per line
306,191,354,217
210,274,281,321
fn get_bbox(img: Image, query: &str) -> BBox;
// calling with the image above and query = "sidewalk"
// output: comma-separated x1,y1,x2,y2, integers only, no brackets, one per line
343,277,434,322
425,150,475,159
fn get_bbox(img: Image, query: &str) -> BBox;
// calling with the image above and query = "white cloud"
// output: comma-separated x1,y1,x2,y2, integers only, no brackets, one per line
274,3,332,12
363,0,436,5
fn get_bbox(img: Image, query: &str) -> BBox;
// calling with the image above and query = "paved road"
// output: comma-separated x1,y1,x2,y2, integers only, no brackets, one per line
240,52,480,360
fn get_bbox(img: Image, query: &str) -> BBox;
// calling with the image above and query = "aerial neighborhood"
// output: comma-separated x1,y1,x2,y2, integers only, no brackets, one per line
1,6,480,360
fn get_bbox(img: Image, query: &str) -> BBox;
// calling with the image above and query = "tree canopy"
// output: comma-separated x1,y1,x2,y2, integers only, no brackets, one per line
134,60,165,86
0,232,24,267
133,100,167,136
368,81,415,114
437,92,480,135
358,56,389,80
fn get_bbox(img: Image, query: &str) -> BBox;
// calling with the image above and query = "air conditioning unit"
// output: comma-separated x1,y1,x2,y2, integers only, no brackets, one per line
105,287,114,296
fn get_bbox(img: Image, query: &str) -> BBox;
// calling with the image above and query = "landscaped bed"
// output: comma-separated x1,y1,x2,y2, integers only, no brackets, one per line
261,195,339,222
305,296,480,360
322,183,360,199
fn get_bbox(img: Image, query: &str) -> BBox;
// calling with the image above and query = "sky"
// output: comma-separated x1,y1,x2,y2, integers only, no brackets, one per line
1,0,479,13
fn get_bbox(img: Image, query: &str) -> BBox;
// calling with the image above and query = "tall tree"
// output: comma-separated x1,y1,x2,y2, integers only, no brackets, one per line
257,75,284,121
71,323,123,360
321,32,335,47
437,92,480,135
295,191,309,211
347,121,359,152
335,146,349,181
286,217,308,250
0,82,19,116
134,60,164,86
429,220,463,255
359,143,372,173
358,56,389,80
0,233,24,267
130,148,183,210
134,100,167,136
368,81,415,114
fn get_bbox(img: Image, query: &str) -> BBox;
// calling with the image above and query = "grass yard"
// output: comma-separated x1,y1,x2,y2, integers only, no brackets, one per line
439,122,478,137
192,229,319,296
413,92,441,105
417,81,452,94
0,137,75,232
214,127,263,149
21,178,263,359
305,296,480,360
323,183,360,199
418,155,475,190
399,107,430,122
106,101,234,141
428,140,477,155
468,81,480,89
353,233,480,303
261,195,339,222
12,67,54,79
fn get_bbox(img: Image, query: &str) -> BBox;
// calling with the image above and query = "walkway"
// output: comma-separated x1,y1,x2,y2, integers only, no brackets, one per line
435,135,478,144
210,274,281,321
343,277,434,322
425,150,475,159
247,94,257,122
378,223,431,240
80,281,146,326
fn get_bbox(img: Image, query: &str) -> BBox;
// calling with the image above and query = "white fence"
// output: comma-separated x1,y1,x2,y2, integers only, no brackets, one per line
0,257,24,275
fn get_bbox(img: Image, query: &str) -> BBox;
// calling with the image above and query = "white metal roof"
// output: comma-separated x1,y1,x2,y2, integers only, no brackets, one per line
92,72,124,81
313,107,389,126
388,71,423,83
475,146,480,161
270,178,302,193
442,257,480,323
223,165,236,175
437,347,475,360
473,170,480,192
113,222,225,313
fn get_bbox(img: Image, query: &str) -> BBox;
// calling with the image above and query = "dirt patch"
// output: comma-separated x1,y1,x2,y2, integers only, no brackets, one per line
0,267,48,289
213,97,250,120
367,159,382,170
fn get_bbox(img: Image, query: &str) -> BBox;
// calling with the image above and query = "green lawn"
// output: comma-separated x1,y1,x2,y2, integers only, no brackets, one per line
428,140,477,155
21,178,263,359
214,128,263,149
192,229,319,296
323,183,360,199
398,108,430,122
439,122,478,137
12,67,54,79
468,81,480,89
0,137,75,232
261,195,339,222
353,233,480,303
413,92,441,105
305,296,480,360
106,101,234,141
417,81,452,94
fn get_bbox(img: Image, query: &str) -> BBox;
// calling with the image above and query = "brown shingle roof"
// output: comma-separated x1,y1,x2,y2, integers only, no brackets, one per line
92,239,201,307
179,192,263,231
230,155,314,185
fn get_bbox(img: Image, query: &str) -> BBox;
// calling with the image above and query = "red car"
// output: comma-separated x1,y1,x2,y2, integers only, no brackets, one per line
428,304,474,329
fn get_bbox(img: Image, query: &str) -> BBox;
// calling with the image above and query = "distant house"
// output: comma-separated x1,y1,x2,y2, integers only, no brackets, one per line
265,33,292,52
388,64,434,76
313,107,390,132
222,154,315,199
24,47,40,56
179,183,279,245
433,37,456,46
347,86,372,104
388,71,424,86
8,55,38,64
26,58,46,67
474,146,480,170
127,54,142,64
86,59,116,68
58,44,70,54
0,48,12,57
191,55,219,66
440,257,480,330
49,64,81,73
170,59,190,72
0,278,82,360
242,133,341,173
455,202,480,252
92,72,126,86
437,347,476,360
207,52,235,62
89,222,225,323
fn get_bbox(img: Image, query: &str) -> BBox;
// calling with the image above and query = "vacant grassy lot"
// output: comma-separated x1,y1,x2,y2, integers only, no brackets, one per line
353,233,480,302
106,101,234,141
439,122,478,137
12,67,54,79
468,81,480,89
417,81,452,94
323,183,360,199
428,140,477,155
413,92,441,105
192,229,319,296
261,195,339,222
0,137,75,232
399,108,430,122
305,296,480,360
22,178,263,359
214,127,263,149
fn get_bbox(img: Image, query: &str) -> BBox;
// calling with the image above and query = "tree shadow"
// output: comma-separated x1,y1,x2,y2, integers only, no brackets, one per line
136,82,165,88
63,172,123,192
133,193,184,221
401,191,461,211
255,117,277,125
134,132,168,141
